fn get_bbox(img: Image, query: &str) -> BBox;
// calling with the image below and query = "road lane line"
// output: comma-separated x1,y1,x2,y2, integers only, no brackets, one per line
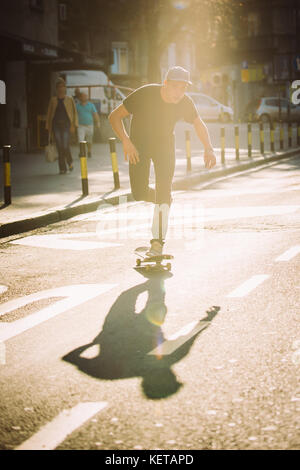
11,234,122,251
275,245,300,262
0,284,116,342
15,402,108,450
227,275,270,298
148,320,209,356
0,286,8,295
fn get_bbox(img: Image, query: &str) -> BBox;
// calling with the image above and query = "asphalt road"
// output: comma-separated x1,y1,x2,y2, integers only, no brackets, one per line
0,155,299,451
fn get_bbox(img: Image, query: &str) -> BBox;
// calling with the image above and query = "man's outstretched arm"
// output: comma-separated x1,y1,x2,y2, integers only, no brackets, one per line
193,116,216,169
108,104,139,164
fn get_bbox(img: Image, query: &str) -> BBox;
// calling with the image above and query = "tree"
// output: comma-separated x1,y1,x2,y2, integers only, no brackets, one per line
87,0,239,82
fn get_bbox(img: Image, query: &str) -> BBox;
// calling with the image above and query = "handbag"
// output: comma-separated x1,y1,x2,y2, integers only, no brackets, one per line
45,137,57,163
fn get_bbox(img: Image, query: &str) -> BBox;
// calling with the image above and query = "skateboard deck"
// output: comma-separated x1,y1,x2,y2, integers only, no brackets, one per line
135,246,174,271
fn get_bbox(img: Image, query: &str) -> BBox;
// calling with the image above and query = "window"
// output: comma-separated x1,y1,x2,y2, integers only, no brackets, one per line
248,12,260,37
111,42,129,75
198,96,213,106
265,99,279,107
279,99,288,108
59,3,67,21
29,0,44,12
273,8,295,34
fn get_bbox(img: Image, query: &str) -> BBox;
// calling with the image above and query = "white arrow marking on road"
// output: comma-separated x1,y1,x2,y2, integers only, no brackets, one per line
227,275,270,298
10,233,122,251
147,320,209,356
0,284,116,342
275,245,300,262
15,401,108,450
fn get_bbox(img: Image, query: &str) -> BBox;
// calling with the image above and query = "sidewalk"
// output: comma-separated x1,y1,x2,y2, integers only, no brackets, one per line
0,141,299,238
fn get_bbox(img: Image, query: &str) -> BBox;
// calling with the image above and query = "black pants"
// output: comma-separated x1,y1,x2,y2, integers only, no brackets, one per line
129,151,175,206
53,125,73,172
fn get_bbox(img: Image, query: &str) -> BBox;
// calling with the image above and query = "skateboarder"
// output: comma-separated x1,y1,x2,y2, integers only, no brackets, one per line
109,66,216,256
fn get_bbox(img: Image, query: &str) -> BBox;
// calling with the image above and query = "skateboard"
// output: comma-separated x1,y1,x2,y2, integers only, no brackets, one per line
135,246,174,272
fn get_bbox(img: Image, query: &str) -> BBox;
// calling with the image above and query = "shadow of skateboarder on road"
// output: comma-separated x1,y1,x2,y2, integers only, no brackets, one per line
63,270,220,400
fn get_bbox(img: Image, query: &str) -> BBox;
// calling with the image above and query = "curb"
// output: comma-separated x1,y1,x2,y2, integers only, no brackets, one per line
0,148,299,239
173,148,300,190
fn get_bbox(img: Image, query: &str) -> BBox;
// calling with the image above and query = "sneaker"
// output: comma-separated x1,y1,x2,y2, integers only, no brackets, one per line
146,240,163,257
69,163,74,172
59,169,67,175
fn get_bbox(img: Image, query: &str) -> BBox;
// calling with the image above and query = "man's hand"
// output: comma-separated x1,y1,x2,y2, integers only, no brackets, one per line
122,137,139,165
204,148,216,169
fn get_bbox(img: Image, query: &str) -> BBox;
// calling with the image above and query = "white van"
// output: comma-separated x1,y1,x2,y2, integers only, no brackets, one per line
61,70,128,115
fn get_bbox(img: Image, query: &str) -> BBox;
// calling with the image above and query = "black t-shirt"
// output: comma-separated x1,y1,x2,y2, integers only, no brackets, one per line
123,84,198,155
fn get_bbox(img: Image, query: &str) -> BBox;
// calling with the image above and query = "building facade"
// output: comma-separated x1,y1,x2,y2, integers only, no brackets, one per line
0,0,59,150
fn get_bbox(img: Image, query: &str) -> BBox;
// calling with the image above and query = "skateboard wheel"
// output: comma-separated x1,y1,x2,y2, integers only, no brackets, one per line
136,259,141,267
166,263,171,271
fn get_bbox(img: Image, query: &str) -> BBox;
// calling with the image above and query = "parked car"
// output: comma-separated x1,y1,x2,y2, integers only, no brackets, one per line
244,97,300,123
187,92,234,123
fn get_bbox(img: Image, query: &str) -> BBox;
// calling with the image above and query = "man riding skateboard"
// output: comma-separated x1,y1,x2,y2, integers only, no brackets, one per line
109,66,216,256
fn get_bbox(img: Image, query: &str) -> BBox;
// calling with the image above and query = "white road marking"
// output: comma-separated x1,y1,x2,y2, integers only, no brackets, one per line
15,402,108,450
0,285,8,295
79,344,100,359
196,185,300,197
0,340,5,365
147,320,209,356
95,205,300,237
275,245,300,262
9,205,300,245
0,284,116,342
227,275,270,298
10,233,122,251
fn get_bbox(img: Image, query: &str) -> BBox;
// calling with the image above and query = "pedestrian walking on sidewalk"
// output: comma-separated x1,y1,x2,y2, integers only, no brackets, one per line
73,87,81,104
109,66,216,256
46,78,78,174
76,92,101,158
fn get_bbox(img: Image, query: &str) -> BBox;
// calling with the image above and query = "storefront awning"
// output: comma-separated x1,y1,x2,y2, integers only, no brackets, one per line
0,30,107,71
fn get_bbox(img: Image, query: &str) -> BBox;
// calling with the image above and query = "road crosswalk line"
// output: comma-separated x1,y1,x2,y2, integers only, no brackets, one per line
227,275,270,298
15,402,108,450
275,245,300,262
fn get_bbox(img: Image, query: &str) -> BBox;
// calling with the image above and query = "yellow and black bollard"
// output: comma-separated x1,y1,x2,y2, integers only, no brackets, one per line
185,130,192,173
234,125,239,161
3,145,11,205
288,122,292,148
247,123,252,158
259,122,264,154
109,137,120,190
80,141,89,196
270,121,275,153
220,127,225,164
280,121,284,150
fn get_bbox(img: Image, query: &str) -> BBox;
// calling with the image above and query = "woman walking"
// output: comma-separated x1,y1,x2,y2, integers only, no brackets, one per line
46,78,78,174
